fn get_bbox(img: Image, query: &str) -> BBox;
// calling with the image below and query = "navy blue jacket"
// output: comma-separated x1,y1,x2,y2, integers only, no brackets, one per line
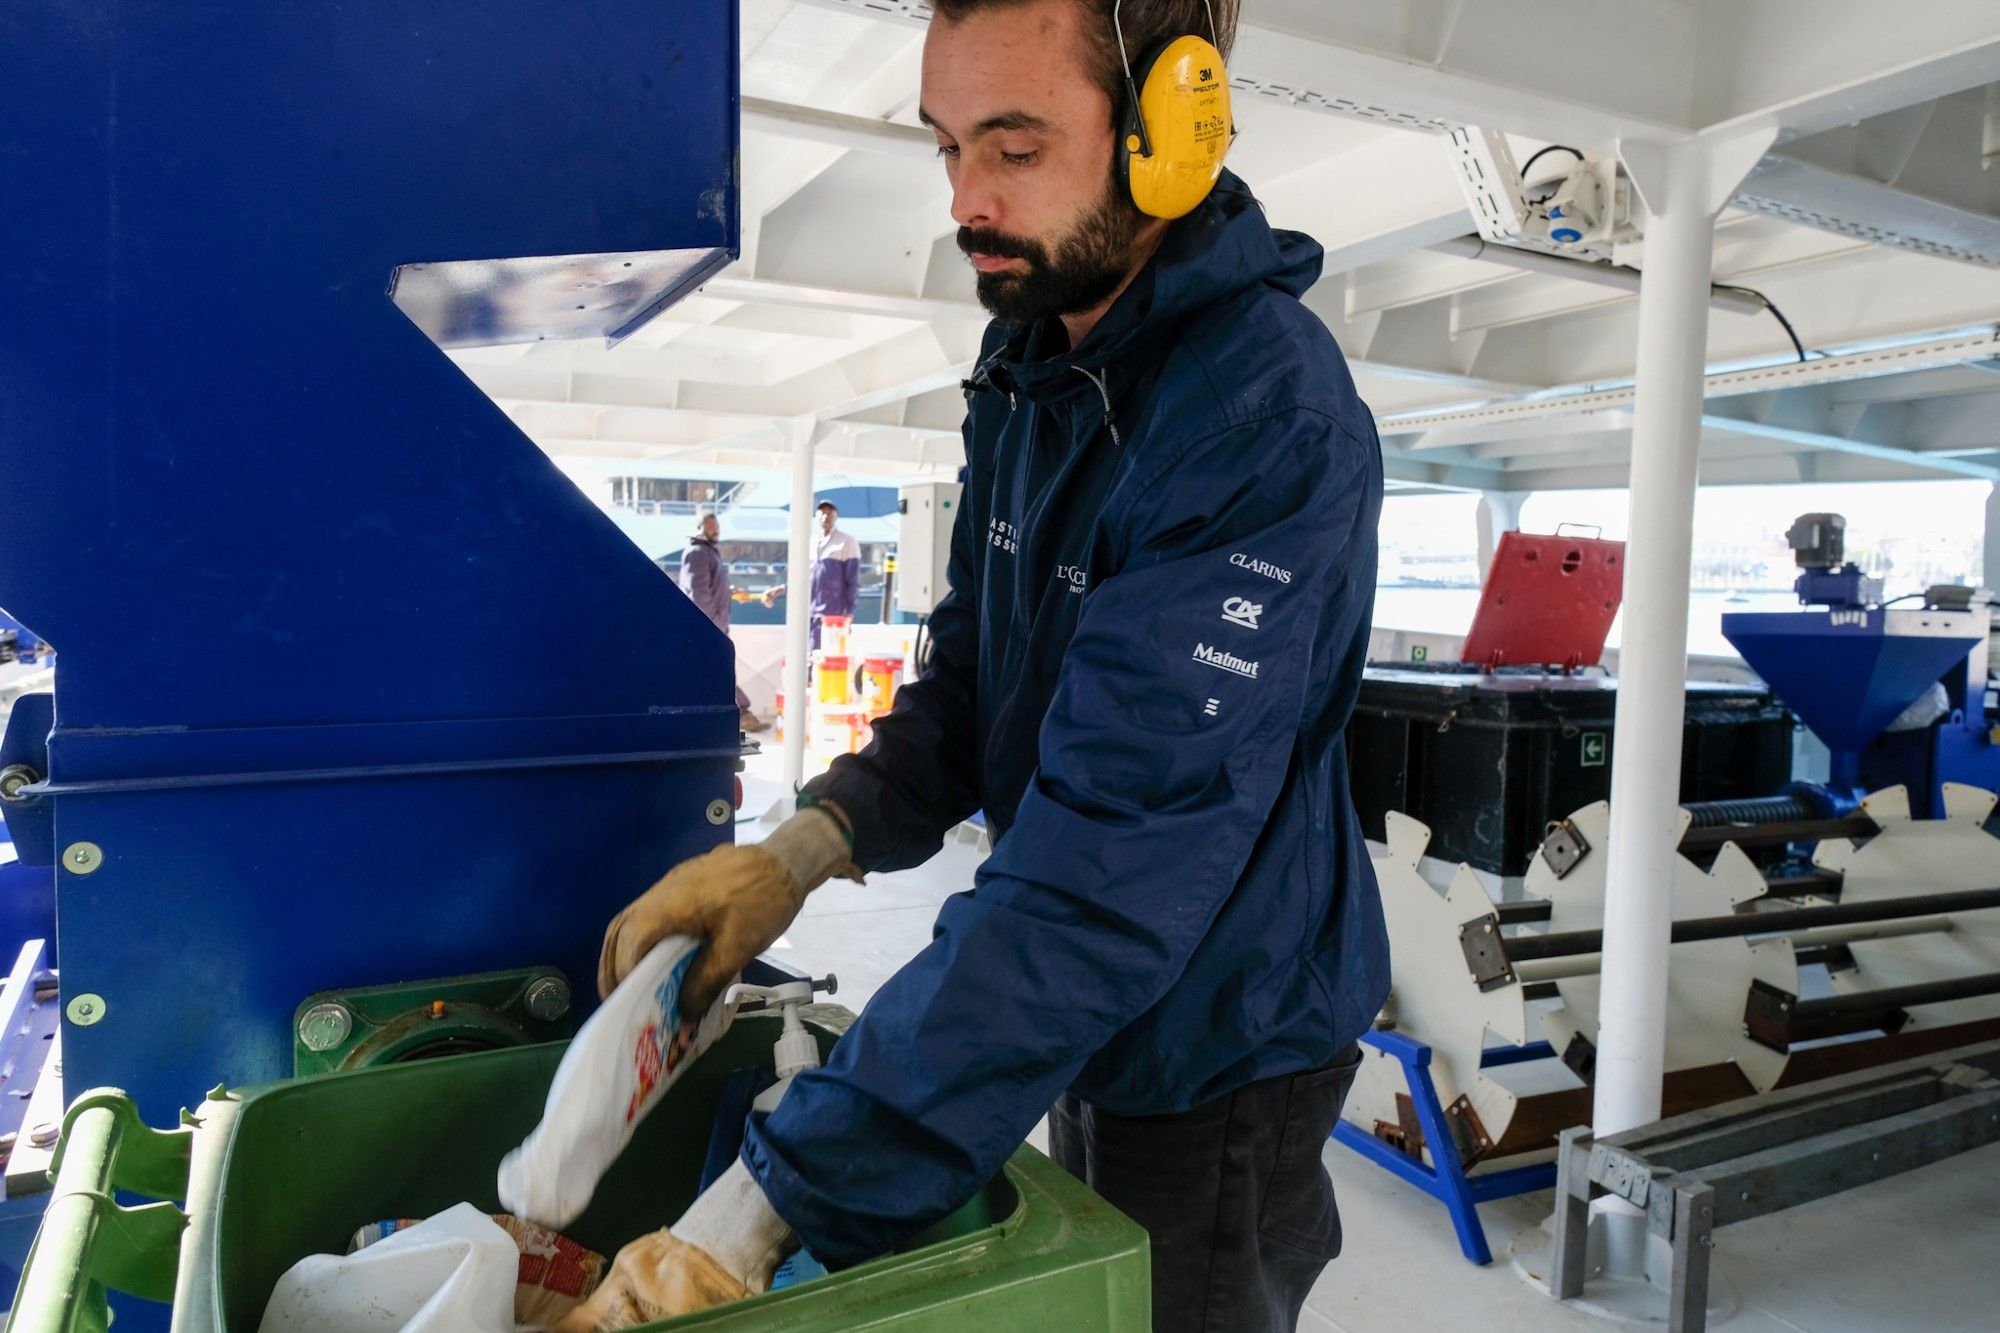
743,174,1390,1266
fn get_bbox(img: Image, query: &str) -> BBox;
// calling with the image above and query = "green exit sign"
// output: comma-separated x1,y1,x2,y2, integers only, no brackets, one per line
1581,732,1607,767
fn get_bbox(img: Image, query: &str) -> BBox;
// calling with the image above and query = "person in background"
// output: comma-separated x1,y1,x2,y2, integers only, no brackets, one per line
760,500,862,649
680,511,764,733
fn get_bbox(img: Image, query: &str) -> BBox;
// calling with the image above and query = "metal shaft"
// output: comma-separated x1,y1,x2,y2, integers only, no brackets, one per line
1513,914,1956,985
1796,969,2000,1023
1506,885,2000,965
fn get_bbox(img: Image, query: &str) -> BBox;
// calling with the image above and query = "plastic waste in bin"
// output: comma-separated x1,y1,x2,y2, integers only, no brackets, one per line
7,1008,1150,1331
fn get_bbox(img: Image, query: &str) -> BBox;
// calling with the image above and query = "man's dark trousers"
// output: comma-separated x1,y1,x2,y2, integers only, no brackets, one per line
1049,1046,1363,1333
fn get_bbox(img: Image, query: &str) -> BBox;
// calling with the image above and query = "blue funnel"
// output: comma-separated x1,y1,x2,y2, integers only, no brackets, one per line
1722,610,1982,751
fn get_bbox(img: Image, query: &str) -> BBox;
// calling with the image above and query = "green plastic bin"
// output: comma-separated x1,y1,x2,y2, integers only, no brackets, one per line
7,1006,1149,1331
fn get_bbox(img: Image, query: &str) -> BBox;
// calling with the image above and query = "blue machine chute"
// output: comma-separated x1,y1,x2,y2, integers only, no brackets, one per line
0,0,741,1139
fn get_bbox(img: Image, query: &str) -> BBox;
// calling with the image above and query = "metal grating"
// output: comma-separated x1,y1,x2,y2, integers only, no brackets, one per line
796,0,935,27
801,1,1457,133
1377,328,2000,432
1229,76,1454,134
1732,194,2000,270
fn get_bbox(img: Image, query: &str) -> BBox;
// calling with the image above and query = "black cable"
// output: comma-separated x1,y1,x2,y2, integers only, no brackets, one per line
1712,283,1808,363
1519,143,1584,178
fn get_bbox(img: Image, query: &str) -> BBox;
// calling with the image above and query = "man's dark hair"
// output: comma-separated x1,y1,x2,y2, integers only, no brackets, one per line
930,1,1239,125
816,501,838,514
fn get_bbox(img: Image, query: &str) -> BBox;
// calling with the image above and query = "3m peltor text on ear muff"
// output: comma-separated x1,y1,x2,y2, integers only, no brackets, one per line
1117,23,1232,220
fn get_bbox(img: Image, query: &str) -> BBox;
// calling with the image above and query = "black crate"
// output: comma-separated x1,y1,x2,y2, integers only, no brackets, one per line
1346,667,1793,876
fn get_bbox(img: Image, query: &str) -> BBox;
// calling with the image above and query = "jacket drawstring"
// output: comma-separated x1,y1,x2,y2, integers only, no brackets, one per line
1073,366,1122,447
962,351,1020,412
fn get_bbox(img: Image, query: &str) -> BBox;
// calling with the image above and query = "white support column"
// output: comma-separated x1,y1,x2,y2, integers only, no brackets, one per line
1475,490,1526,580
1594,140,1725,1141
1529,130,1778,1313
1984,482,2000,592
781,417,818,794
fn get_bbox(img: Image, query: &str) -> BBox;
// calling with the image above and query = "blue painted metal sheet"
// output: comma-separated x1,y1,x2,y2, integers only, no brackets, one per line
0,1,741,1126
1722,610,1982,753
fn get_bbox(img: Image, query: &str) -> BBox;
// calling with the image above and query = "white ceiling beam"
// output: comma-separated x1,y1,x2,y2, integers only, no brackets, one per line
1380,326,2000,435
742,96,935,162
1380,457,1501,491
738,140,847,273
1901,389,2000,449
708,272,1543,397
497,398,770,441
1342,253,1517,321
1430,236,1768,313
799,0,1699,148
1543,244,2000,385
1694,0,2000,141
1467,431,1636,463
815,360,975,421
700,276,983,327
789,0,930,30
1733,150,2000,270
737,13,927,271
1700,410,2000,481
1401,411,1638,456
1256,131,1473,274
1484,433,1814,478
622,319,977,421
1239,1,1694,147
1826,361,2000,404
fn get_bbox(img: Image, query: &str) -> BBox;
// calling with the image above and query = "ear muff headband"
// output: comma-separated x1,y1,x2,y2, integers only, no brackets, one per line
1120,33,1232,220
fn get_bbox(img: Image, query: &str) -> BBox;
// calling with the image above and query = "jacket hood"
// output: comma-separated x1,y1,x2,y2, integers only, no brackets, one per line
978,171,1324,399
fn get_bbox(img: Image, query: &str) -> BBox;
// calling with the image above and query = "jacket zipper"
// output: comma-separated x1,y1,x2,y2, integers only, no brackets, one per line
1072,366,1121,446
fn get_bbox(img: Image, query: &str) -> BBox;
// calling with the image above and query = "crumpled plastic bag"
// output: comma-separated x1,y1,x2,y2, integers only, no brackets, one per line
349,1213,605,1328
498,935,734,1229
258,1203,516,1333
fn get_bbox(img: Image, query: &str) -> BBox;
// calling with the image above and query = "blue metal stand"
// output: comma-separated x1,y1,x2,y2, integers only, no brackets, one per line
1332,1029,1558,1264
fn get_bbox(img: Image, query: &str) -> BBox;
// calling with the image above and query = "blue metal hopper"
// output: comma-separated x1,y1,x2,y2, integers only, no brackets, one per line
1721,609,1983,752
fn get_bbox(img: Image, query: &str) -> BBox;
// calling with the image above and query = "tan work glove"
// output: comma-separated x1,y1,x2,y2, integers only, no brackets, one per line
550,1232,746,1332
597,805,855,1013
552,1160,796,1332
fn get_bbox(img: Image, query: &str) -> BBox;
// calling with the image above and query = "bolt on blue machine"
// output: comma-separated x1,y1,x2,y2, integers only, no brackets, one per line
0,0,742,1298
1723,512,1999,818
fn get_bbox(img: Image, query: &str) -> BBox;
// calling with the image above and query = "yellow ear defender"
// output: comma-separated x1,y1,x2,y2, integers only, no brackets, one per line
1116,3,1233,219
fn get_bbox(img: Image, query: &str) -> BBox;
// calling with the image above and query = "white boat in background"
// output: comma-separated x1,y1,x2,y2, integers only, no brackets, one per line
553,460,909,627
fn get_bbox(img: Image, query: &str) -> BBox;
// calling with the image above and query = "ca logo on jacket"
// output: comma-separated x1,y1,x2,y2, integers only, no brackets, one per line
1221,596,1261,629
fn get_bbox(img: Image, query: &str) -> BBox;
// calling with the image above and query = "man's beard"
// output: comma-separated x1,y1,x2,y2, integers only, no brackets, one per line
960,174,1145,325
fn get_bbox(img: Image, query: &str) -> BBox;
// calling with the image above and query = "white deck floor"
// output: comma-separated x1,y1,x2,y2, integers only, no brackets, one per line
739,753,2000,1332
